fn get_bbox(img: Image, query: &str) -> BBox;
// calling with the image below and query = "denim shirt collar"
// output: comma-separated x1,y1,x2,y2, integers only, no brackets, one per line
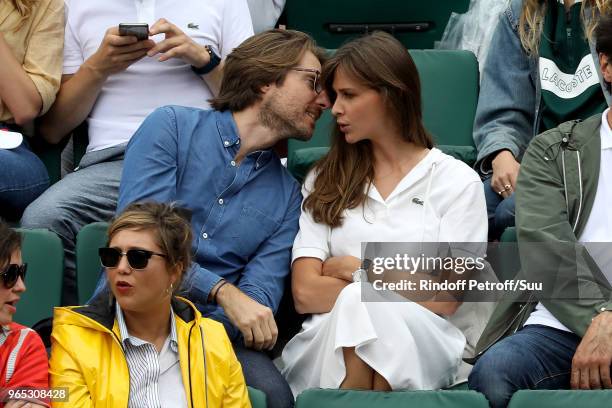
216,110,241,148
215,110,274,169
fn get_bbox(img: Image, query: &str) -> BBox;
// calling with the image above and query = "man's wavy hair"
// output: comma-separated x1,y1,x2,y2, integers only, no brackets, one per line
210,29,325,112
519,0,612,56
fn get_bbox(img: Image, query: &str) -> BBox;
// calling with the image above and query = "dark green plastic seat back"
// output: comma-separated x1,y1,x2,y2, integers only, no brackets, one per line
15,228,63,327
508,390,612,408
287,49,479,156
248,386,268,408
295,388,490,408
76,222,109,304
285,0,470,50
288,144,477,184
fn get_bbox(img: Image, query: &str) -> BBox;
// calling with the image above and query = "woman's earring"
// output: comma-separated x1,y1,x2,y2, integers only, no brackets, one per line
166,282,174,296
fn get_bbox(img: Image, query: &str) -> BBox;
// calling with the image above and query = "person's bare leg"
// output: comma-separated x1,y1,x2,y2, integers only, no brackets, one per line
340,347,374,390
373,372,392,391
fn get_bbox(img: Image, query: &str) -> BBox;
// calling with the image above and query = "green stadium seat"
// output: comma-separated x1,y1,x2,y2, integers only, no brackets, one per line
500,227,517,242
508,390,612,408
288,145,476,184
294,388,490,408
285,0,470,50
287,49,479,168
15,228,63,327
30,122,89,186
248,386,268,408
30,138,63,186
76,222,109,304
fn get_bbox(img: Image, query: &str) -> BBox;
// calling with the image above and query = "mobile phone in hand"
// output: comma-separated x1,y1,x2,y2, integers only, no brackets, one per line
118,23,149,41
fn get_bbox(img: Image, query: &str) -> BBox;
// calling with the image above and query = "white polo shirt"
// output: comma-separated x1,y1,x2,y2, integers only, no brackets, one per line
63,0,253,153
526,109,612,332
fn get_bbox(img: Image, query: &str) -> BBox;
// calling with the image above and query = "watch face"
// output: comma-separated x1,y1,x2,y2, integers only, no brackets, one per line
352,269,364,282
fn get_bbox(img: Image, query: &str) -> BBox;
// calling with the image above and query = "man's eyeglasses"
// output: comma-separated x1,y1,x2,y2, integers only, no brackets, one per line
0,264,27,289
291,67,322,94
98,247,167,270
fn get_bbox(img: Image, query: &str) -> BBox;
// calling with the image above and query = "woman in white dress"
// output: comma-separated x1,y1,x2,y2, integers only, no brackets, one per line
280,31,488,396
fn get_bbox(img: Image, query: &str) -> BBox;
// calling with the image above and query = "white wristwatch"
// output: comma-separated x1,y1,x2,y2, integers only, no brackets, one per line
352,268,367,283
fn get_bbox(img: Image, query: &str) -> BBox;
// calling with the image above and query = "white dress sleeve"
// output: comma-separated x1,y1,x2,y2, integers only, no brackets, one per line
438,178,488,243
291,171,331,263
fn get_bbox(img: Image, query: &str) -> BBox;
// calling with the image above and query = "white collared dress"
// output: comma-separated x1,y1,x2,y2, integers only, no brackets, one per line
279,148,489,396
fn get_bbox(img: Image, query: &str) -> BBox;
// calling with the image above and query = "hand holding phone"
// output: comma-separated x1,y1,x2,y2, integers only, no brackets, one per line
147,18,211,68
118,23,149,41
83,26,154,79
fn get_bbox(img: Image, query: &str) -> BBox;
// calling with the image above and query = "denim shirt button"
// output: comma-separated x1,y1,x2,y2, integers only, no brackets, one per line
218,198,224,205
224,140,230,146
202,232,208,239
230,160,236,167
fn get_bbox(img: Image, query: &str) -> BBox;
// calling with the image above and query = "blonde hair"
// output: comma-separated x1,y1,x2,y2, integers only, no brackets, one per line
108,202,193,291
7,0,37,30
519,0,612,56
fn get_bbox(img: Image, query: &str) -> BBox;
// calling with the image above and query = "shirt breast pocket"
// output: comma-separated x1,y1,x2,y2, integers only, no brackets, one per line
231,206,280,258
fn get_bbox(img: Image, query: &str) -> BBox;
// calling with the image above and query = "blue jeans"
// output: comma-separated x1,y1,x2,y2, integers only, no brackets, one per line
483,176,515,240
0,140,49,221
21,144,125,305
233,342,294,408
468,325,581,408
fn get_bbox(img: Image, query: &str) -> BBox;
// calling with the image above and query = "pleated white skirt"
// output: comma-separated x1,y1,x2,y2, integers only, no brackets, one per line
280,282,466,397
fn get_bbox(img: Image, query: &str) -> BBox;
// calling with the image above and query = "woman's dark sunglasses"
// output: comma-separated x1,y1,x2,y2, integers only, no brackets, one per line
0,264,27,289
98,247,166,270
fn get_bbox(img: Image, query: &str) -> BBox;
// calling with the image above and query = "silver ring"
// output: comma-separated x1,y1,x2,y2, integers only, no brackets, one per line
504,184,512,190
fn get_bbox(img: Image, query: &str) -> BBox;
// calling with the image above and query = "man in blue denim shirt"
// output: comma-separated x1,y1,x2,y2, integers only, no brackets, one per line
116,29,329,407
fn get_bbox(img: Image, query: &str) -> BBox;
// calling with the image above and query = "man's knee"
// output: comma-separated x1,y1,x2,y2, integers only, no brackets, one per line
21,190,68,233
234,347,294,408
469,349,517,408
250,378,294,408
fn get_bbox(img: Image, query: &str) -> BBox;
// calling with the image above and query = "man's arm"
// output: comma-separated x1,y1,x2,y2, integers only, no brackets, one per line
212,182,302,351
119,106,224,302
38,27,154,144
517,134,612,389
147,0,253,97
517,135,612,335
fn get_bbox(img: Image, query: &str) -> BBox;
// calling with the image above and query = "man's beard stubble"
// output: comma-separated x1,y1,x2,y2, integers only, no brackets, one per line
258,97,311,141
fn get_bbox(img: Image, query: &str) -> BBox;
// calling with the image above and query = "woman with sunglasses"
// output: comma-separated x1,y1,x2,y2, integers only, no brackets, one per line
49,202,250,407
0,220,49,408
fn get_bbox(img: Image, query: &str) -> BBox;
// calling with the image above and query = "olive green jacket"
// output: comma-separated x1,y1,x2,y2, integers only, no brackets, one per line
470,114,612,363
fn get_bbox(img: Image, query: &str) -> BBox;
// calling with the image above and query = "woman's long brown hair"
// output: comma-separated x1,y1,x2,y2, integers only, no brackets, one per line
303,31,433,228
519,0,612,56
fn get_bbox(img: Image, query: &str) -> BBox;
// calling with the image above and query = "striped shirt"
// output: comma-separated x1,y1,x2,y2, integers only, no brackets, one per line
0,323,49,407
116,303,187,408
